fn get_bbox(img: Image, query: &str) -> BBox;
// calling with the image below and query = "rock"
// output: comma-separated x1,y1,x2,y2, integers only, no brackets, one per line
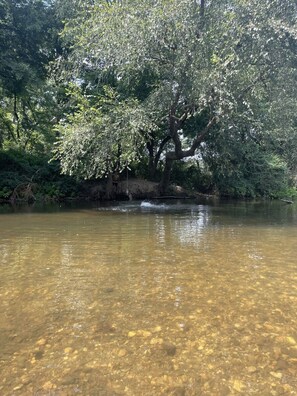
128,330,152,338
247,366,257,374
232,379,245,392
150,338,164,345
162,343,177,356
270,371,283,379
285,347,297,358
36,338,47,346
286,337,297,346
60,376,78,386
104,288,114,293
34,351,44,360
94,322,116,334
21,375,30,385
166,386,186,395
137,330,152,338
42,381,55,390
273,347,282,359
13,384,24,391
275,359,289,370
234,323,244,331
178,323,190,332
118,349,127,357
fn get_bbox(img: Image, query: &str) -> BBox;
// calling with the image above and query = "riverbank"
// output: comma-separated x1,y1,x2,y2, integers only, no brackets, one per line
1,149,295,204
0,177,211,204
93,178,208,201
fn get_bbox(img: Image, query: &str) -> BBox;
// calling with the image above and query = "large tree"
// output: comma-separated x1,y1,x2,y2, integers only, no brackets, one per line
56,0,297,193
0,0,61,149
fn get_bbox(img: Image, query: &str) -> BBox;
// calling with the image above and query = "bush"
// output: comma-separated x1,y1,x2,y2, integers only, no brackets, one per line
170,160,214,193
0,149,80,201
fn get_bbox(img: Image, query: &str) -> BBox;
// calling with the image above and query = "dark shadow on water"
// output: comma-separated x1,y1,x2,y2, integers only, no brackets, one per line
1,198,296,227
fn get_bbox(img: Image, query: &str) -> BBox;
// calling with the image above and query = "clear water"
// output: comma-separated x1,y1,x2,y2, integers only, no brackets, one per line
0,200,297,395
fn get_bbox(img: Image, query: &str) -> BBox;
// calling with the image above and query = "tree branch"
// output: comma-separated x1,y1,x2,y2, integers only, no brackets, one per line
200,0,205,18
166,115,217,160
155,135,171,167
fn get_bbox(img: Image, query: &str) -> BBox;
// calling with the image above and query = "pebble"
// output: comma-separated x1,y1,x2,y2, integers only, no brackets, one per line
270,371,282,379
118,349,127,357
34,351,44,360
247,366,257,374
104,288,114,293
286,347,297,358
13,384,24,391
150,338,163,345
21,375,30,385
275,359,288,370
286,337,296,346
178,323,190,332
232,379,245,392
42,381,55,390
36,338,47,346
162,343,177,356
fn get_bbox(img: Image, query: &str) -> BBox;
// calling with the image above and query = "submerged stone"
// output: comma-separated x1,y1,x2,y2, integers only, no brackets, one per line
162,343,177,356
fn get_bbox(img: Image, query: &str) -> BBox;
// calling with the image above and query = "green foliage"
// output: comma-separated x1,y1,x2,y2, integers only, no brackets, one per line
170,161,214,194
202,135,289,198
278,187,297,200
56,0,297,193
0,172,23,199
54,86,154,178
0,0,62,151
1,0,296,200
0,149,80,201
0,0,58,94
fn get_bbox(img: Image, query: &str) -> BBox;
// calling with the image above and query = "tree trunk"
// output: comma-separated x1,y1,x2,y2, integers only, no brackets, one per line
105,173,114,200
158,114,217,194
147,141,156,180
159,157,173,194
13,93,20,140
147,136,171,180
200,0,205,17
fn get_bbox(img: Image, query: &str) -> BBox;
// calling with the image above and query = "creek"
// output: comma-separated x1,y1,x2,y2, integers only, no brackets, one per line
0,199,297,395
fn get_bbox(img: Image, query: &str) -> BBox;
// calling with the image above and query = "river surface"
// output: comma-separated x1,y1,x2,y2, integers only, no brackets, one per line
0,199,297,395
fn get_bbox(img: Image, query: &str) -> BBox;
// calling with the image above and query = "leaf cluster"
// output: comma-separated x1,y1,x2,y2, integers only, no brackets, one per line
54,86,154,178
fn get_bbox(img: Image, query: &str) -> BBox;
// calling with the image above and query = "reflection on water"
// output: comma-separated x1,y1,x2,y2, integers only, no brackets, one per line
0,200,297,395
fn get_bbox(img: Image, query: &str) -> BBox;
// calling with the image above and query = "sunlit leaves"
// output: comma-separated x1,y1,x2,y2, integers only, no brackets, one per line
54,87,153,178
62,0,297,124
56,0,297,191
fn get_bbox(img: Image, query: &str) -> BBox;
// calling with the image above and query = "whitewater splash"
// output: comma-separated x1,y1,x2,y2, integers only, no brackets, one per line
96,201,167,212
96,201,204,212
140,201,168,209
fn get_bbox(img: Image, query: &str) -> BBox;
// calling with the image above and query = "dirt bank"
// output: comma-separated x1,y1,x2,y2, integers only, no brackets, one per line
81,178,212,201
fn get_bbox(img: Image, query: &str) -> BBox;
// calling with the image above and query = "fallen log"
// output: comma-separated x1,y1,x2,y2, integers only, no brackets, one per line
280,199,294,204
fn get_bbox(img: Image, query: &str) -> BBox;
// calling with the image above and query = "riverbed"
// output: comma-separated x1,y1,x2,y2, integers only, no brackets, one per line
1,199,297,395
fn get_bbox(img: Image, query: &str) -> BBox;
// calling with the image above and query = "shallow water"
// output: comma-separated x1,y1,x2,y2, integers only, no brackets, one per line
1,200,297,395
